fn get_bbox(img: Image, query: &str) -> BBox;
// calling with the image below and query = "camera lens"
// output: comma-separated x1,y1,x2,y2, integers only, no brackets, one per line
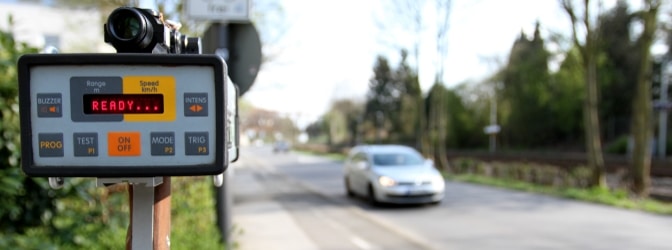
113,14,141,40
108,8,147,41
105,7,156,52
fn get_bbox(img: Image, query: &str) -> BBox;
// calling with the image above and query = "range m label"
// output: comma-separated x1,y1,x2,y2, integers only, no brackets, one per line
70,77,123,122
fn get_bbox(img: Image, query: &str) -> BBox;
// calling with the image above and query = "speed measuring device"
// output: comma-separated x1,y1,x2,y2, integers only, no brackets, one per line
18,54,230,177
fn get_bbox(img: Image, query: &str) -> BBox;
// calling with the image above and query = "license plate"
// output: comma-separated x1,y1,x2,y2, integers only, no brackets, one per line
406,186,428,195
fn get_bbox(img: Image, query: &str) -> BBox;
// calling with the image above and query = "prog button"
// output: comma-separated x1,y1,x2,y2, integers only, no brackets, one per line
38,133,64,157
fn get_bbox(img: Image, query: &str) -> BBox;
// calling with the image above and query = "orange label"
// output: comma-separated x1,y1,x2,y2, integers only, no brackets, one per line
108,132,141,156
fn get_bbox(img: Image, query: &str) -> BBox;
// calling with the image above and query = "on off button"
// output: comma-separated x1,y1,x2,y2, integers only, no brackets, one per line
108,132,141,156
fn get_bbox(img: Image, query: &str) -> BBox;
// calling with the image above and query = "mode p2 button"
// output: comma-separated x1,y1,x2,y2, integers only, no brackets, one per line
108,132,141,156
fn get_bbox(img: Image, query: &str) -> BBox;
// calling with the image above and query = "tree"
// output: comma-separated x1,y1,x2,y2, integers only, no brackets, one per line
424,0,452,162
324,99,364,147
0,18,51,234
425,83,449,170
363,51,425,148
561,0,607,188
376,0,427,71
549,47,586,146
598,1,638,141
365,56,399,143
377,0,452,83
395,50,424,147
501,23,553,147
434,0,452,83
630,0,661,197
0,20,129,249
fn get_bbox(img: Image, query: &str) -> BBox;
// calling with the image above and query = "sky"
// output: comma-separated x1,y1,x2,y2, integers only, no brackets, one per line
240,0,572,127
0,0,650,129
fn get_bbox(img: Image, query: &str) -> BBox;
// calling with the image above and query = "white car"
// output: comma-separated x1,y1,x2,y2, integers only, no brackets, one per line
343,145,445,205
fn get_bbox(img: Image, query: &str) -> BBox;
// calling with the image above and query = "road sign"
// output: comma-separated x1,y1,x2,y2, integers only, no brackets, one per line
484,125,501,134
18,54,229,177
185,0,251,22
203,23,262,96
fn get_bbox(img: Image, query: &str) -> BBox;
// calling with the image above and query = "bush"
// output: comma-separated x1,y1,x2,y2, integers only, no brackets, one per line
0,18,126,249
605,135,629,154
0,16,56,235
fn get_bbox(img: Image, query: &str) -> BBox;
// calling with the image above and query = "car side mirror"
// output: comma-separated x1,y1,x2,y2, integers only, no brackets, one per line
356,161,369,170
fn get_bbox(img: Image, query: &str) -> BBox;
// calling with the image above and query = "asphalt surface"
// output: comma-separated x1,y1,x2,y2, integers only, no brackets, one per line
232,145,672,250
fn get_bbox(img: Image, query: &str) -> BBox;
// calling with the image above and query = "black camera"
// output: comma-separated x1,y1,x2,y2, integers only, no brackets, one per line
104,7,201,54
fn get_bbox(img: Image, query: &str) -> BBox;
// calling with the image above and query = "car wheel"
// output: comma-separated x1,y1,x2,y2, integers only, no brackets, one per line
429,200,442,206
345,177,355,197
367,184,379,206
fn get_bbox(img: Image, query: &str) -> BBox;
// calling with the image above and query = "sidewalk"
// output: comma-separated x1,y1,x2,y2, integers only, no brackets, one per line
230,161,319,250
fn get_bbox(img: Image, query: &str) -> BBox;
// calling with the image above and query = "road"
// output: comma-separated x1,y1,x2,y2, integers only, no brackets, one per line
232,145,672,250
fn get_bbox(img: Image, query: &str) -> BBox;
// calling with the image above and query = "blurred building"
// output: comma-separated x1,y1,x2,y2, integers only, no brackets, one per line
0,2,113,53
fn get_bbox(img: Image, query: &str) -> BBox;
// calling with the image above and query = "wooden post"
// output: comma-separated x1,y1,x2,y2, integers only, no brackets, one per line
126,177,171,250
153,177,171,249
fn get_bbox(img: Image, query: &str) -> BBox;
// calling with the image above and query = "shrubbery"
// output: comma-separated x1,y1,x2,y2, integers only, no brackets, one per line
0,20,130,249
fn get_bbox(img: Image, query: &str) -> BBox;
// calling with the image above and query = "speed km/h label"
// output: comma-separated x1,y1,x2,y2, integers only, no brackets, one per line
123,76,176,122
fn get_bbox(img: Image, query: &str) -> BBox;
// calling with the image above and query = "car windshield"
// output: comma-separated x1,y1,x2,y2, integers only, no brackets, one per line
372,152,424,166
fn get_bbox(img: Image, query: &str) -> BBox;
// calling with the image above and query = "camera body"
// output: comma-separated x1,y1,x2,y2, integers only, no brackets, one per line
17,7,237,177
104,7,201,54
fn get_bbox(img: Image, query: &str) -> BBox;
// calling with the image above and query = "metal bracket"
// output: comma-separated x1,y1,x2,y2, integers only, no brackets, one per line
213,173,224,187
48,177,65,189
97,177,163,250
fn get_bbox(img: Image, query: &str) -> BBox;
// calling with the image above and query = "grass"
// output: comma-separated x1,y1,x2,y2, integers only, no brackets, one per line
449,174,672,215
0,177,226,249
170,176,226,250
294,149,346,161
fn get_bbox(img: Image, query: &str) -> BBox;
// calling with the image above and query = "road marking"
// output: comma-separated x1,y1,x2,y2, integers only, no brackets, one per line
350,236,374,250
312,210,377,250
297,155,324,164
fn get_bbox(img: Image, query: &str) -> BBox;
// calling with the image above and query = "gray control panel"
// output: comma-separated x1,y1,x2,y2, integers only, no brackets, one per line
18,54,227,177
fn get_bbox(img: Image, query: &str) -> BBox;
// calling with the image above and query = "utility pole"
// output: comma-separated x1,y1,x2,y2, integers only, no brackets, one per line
657,59,669,159
484,83,500,153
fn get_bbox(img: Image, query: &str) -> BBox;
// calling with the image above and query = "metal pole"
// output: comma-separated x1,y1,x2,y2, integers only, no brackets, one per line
376,111,383,144
132,182,155,250
212,22,233,248
489,87,497,153
98,177,165,250
659,60,669,159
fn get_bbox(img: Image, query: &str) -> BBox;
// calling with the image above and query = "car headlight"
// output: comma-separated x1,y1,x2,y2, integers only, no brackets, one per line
431,175,445,184
431,175,445,189
378,176,397,187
